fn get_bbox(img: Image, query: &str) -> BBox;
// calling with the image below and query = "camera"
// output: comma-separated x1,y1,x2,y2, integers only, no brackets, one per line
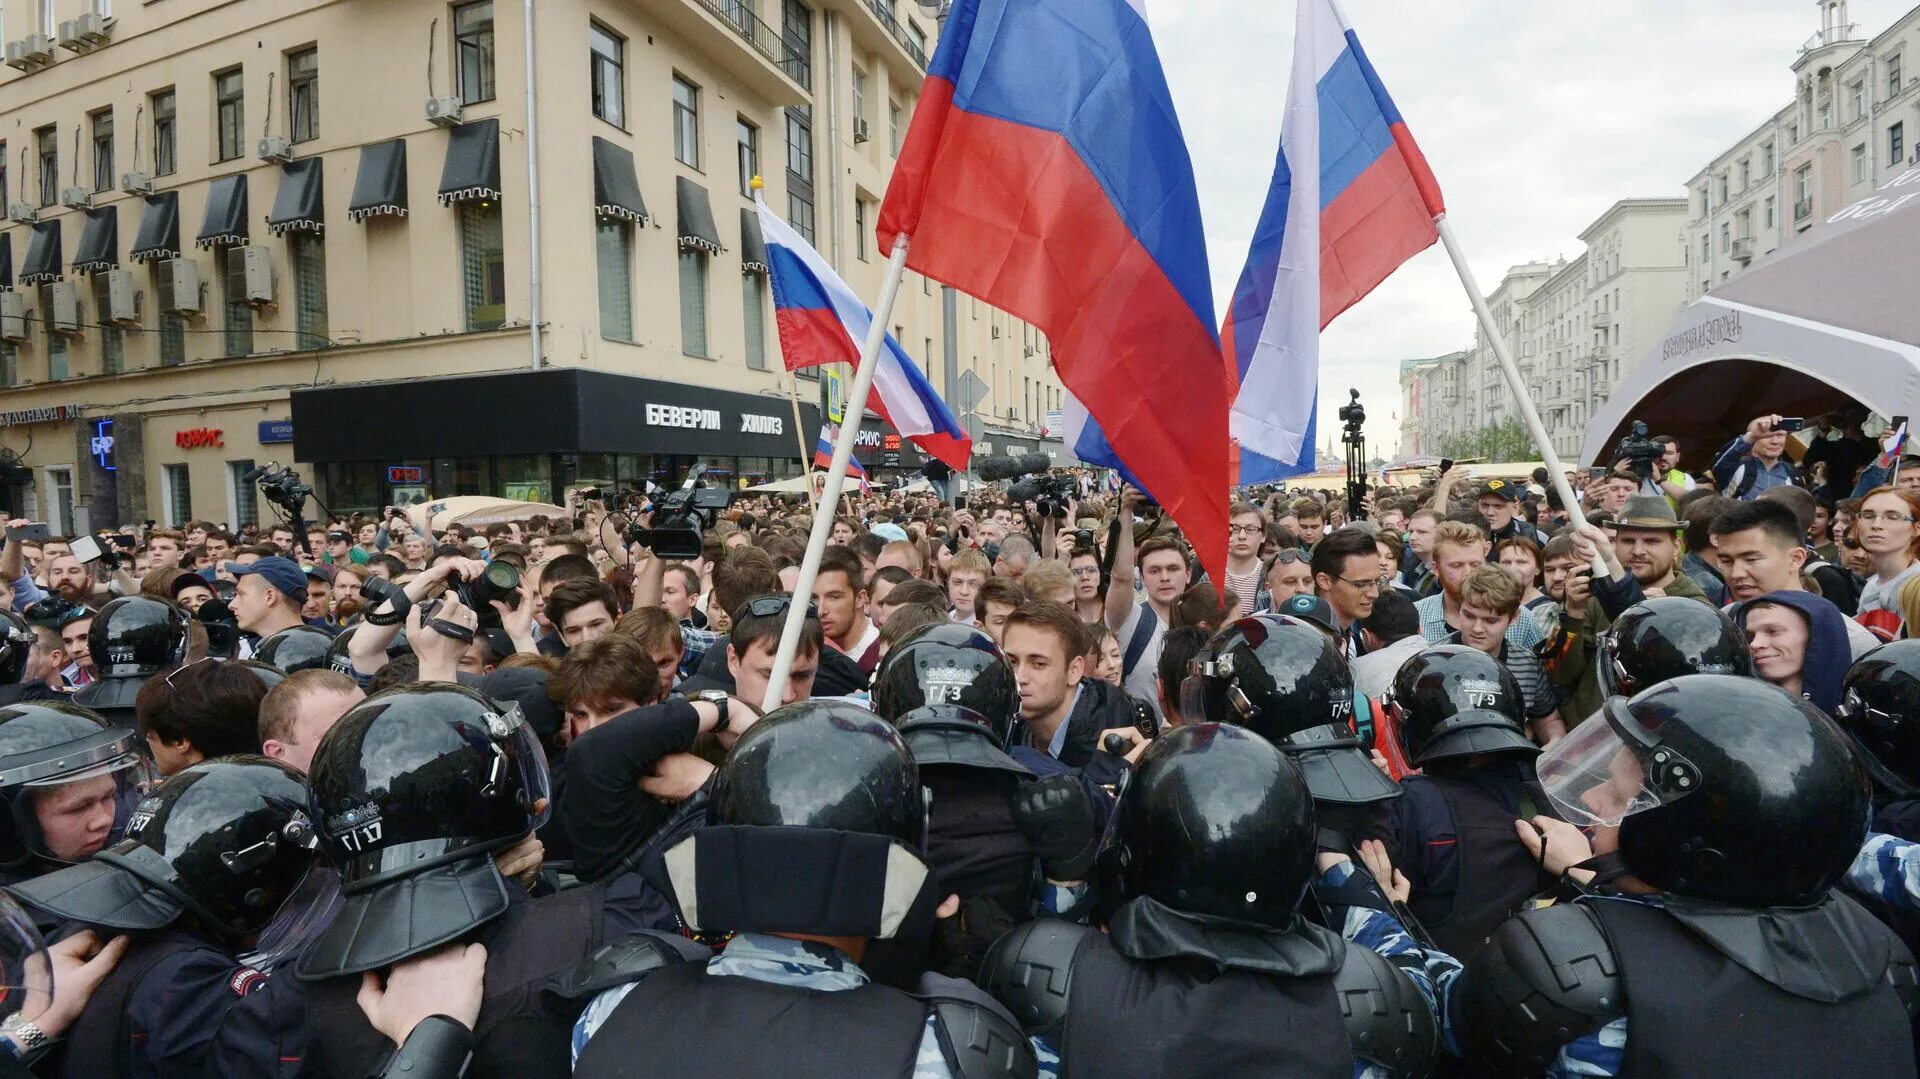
420,560,523,630
1616,420,1665,484
629,464,733,560
1007,473,1077,518
243,463,314,515
1338,389,1366,430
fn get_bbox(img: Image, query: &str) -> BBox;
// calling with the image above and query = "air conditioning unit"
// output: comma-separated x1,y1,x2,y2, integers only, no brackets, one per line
47,282,79,335
4,41,39,71
852,117,871,144
257,136,293,164
158,258,201,315
102,269,138,324
425,96,464,127
76,12,111,45
119,171,153,196
1731,237,1754,261
60,187,92,210
0,293,26,342
6,203,36,225
55,20,87,53
231,245,273,305
20,35,54,65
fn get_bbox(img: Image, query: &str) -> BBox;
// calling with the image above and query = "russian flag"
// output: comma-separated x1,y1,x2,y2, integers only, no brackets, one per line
879,0,1232,585
1224,0,1445,481
757,195,971,473
815,425,871,492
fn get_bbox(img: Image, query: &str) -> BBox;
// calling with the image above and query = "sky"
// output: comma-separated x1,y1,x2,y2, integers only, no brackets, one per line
1149,0,1902,458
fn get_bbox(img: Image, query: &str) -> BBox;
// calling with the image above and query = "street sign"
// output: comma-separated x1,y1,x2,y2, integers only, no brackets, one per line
957,369,990,409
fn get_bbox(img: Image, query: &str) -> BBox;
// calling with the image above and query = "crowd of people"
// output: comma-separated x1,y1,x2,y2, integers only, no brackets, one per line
0,407,1916,1075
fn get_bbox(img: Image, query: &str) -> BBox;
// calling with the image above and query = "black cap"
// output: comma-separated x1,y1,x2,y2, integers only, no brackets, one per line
1475,478,1524,501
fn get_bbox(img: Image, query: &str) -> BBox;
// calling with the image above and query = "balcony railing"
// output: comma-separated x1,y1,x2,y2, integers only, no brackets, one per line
694,0,813,89
863,0,929,69
1799,23,1862,54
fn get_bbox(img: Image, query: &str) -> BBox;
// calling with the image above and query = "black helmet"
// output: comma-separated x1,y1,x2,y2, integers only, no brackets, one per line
11,757,314,941
324,625,407,676
0,893,49,1023
1389,645,1536,765
716,700,924,845
1099,723,1315,929
0,610,32,685
1836,640,1920,793
88,596,189,679
296,682,550,979
1190,615,1397,805
869,623,1017,743
233,659,288,693
1598,597,1750,698
254,625,334,674
894,704,1031,776
1538,675,1868,907
20,597,86,630
0,702,152,868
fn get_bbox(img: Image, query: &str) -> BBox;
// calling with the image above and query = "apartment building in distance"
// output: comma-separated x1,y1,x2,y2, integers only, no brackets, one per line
0,0,1064,531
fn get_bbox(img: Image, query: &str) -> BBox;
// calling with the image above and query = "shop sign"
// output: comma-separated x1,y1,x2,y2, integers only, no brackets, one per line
645,404,722,430
90,419,115,472
387,466,424,483
175,428,225,449
0,404,80,428
258,420,294,444
854,428,883,449
883,434,901,451
739,413,784,435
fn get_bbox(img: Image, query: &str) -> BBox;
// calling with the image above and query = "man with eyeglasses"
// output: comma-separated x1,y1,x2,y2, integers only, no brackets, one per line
1222,503,1268,617
1308,529,1383,657
1067,548,1106,624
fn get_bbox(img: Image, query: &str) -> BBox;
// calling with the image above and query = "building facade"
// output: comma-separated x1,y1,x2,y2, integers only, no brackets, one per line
0,0,1063,530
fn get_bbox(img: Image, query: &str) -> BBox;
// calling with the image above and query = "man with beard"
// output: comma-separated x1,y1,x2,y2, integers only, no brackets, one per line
1542,496,1712,722
44,553,95,609
1414,522,1543,650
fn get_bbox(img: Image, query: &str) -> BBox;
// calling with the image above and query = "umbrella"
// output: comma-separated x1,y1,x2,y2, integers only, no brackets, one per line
408,496,568,535
1584,167,1920,469
744,474,818,493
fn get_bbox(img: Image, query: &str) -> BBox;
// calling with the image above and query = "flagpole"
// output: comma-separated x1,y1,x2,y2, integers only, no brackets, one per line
1435,216,1607,578
760,233,913,712
787,378,818,511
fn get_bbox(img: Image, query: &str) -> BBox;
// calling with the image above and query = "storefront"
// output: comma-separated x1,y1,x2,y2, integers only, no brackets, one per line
290,370,821,513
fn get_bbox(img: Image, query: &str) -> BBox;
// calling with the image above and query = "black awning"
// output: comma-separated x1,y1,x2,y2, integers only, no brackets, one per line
195,174,249,248
72,207,118,274
349,139,408,222
677,177,720,254
592,137,647,223
130,191,181,262
438,118,500,206
739,207,768,275
19,221,60,284
267,158,325,236
0,234,12,290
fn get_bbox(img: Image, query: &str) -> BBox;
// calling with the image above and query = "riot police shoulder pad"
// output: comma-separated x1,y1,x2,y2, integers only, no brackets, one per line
1458,902,1622,1074
545,930,713,1001
977,918,1095,1040
917,971,1041,1079
1334,944,1438,1075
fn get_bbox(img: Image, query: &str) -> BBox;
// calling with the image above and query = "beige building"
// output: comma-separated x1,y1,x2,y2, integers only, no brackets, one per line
0,0,1062,532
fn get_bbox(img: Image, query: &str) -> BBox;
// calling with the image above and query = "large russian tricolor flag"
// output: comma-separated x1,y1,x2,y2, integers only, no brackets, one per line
757,196,972,473
1225,0,1445,480
879,0,1232,584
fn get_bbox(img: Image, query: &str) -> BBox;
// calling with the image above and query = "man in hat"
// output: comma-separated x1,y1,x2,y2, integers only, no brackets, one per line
1542,495,1714,721
1475,478,1547,546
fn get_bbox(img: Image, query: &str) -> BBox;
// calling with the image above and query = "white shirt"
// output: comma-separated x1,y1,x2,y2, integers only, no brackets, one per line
1350,634,1428,700
1115,601,1167,719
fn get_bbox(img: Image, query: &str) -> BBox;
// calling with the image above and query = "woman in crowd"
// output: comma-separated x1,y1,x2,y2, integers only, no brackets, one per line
1854,486,1920,641
1494,536,1551,613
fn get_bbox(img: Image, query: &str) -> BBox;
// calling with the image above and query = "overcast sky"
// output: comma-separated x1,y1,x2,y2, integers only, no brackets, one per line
1150,0,1901,458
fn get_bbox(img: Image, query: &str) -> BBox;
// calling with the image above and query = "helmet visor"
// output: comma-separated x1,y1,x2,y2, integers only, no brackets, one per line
13,741,155,865
0,893,49,1022
1537,699,1700,828
486,702,553,831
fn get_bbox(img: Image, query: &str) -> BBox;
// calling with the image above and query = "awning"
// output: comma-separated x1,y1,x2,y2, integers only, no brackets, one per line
677,177,720,254
592,137,647,223
739,207,768,275
71,207,118,274
267,158,325,236
19,221,60,285
349,139,408,222
130,191,181,262
0,234,13,290
195,174,249,248
437,118,500,206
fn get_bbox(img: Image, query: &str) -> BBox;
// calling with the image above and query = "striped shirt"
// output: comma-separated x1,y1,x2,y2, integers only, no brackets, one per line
1414,594,1546,650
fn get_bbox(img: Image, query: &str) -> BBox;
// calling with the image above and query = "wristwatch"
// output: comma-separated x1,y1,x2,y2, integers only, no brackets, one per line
1,1013,48,1057
694,689,733,734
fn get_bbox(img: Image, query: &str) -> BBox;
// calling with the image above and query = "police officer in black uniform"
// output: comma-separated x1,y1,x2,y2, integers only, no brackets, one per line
1378,645,1554,958
0,610,54,708
8,756,318,1077
1835,640,1920,962
1460,675,1920,1076
295,681,604,1079
0,702,151,888
1595,595,1752,700
572,700,1037,1078
980,723,1441,1077
252,624,336,674
71,597,190,730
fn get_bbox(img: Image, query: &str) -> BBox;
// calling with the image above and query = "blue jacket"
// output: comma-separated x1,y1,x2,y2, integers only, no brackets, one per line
1711,436,1800,499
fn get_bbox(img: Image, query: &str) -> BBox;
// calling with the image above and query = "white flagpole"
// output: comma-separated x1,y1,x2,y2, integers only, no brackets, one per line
1435,216,1608,578
760,234,912,712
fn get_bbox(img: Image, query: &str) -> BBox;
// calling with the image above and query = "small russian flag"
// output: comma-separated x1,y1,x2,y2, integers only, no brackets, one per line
816,425,871,493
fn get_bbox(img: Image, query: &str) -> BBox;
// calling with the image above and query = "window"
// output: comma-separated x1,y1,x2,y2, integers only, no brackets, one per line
1718,222,1728,252
455,1,496,105
90,110,112,194
162,464,191,527
736,117,758,196
1738,157,1750,190
595,219,632,340
785,104,814,244
782,0,814,87
41,286,66,379
1765,196,1776,228
35,126,56,207
92,275,122,374
678,250,709,356
743,273,767,370
459,202,506,331
228,461,259,529
153,264,185,365
1853,142,1869,180
1794,163,1812,202
215,69,245,162
787,191,814,247
907,20,927,60
672,77,700,167
1762,140,1775,174
589,24,625,128
0,343,15,387
888,98,901,156
854,198,868,260
152,90,177,176
0,143,8,212
1893,122,1907,167
1849,78,1865,121
290,232,328,347
288,48,319,143
851,66,866,127
44,468,73,536
221,247,253,356
1892,54,1906,100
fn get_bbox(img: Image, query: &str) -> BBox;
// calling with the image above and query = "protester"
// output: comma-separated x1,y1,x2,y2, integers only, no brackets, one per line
1734,591,1852,713
1853,487,1920,641
1450,566,1564,742
1105,494,1191,719
1414,522,1544,649
1712,413,1801,498
1261,548,1316,612
1708,498,1881,659
1350,590,1426,699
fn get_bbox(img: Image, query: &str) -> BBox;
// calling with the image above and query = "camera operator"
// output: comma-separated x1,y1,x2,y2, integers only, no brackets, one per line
1713,414,1802,500
346,558,537,679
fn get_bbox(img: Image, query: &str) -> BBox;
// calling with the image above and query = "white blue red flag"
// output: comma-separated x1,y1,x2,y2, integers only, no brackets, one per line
814,425,871,492
1224,0,1445,482
757,195,972,473
879,0,1233,584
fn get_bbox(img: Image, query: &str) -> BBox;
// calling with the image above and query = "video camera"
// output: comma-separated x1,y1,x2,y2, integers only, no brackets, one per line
981,452,1076,517
1339,388,1368,521
243,463,314,515
1616,420,1665,485
629,463,733,560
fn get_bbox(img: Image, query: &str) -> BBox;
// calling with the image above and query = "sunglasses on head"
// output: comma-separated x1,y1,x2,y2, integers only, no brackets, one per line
745,595,820,621
1272,549,1310,564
